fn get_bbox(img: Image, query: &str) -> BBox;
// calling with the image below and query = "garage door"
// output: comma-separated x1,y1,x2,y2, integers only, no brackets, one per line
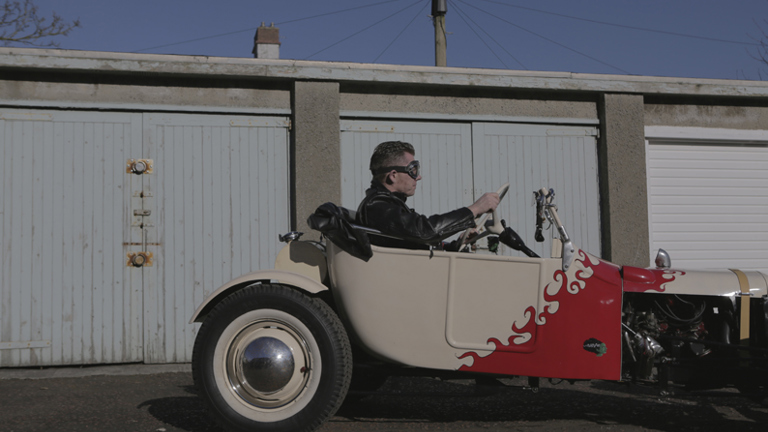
340,120,600,258
142,113,290,363
0,109,290,367
646,127,768,273
0,109,144,367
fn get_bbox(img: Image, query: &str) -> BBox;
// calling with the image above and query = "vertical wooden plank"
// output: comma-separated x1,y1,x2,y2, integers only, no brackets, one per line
189,124,204,360
27,120,43,365
17,120,33,366
211,126,224,294
178,125,193,362
81,122,94,362
219,126,233,286
198,124,213,357
238,128,251,273
254,127,268,269
50,120,65,365
102,122,116,363
90,122,104,363
229,127,242,277
127,113,144,363
39,121,54,365
0,119,9,366
3,119,20,366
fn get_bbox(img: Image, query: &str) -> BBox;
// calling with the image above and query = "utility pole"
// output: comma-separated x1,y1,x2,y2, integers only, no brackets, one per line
433,0,447,67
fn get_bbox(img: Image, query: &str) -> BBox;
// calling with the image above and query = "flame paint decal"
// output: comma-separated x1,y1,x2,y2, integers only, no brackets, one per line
623,268,687,293
457,250,623,380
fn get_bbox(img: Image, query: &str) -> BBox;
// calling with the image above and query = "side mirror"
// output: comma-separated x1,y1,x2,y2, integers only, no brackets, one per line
655,249,671,269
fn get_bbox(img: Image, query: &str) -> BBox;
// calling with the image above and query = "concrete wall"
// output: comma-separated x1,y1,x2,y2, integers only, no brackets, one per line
599,94,649,267
292,81,341,238
645,104,768,129
0,78,290,111
341,93,596,119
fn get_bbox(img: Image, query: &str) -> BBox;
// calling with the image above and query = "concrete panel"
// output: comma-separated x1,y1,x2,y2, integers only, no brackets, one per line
341,93,596,120
292,81,341,238
0,80,289,112
598,94,649,267
645,104,768,130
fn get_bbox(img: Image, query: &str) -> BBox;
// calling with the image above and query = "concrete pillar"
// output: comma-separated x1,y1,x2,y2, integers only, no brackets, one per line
291,81,341,239
598,93,650,267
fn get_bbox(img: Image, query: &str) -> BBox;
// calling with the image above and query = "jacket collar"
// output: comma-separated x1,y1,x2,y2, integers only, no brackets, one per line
368,180,408,203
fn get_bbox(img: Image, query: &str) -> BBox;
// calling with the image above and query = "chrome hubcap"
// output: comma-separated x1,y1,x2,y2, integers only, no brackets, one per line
226,319,311,409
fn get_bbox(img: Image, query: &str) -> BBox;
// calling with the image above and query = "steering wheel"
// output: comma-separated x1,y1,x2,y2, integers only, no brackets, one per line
458,183,509,247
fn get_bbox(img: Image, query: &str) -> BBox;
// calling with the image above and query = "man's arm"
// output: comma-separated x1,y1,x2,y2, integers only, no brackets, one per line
467,192,500,217
364,198,475,245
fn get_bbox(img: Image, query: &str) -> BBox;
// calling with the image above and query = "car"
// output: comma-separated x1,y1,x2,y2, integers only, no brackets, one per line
189,185,768,432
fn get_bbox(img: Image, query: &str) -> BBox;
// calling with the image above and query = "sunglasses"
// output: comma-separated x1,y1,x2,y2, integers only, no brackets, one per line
376,160,420,180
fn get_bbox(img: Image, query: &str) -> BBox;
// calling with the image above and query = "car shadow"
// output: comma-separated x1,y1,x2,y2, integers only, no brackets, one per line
138,378,768,431
137,385,223,432
333,376,768,431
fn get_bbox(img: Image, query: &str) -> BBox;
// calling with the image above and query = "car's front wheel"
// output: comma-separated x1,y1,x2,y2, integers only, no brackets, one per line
193,284,352,432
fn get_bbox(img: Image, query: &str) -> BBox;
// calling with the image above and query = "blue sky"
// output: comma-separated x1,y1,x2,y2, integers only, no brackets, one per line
18,0,768,80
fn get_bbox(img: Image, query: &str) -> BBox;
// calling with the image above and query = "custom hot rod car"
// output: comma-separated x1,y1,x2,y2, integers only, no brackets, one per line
190,185,768,432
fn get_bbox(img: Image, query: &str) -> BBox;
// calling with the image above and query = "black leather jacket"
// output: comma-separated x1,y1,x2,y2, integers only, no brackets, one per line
356,182,475,250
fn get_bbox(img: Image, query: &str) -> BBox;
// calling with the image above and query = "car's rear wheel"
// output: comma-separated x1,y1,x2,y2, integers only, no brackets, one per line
193,284,352,432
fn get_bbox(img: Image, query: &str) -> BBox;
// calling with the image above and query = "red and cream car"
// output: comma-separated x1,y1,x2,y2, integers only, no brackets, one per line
190,186,768,432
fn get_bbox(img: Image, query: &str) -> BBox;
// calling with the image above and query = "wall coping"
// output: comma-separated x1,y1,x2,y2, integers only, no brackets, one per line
2,47,768,97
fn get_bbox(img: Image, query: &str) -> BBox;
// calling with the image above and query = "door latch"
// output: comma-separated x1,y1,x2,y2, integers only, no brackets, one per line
127,252,153,268
127,159,153,175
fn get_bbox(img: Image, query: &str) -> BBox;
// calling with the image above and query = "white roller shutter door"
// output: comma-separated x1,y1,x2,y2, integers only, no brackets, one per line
646,128,768,273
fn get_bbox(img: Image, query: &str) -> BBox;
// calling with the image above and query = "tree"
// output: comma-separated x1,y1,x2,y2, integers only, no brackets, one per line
0,0,80,47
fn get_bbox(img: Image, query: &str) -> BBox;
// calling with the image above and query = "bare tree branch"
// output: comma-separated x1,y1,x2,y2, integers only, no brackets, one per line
0,0,80,47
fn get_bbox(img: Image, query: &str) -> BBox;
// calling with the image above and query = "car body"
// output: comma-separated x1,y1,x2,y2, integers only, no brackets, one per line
190,187,768,432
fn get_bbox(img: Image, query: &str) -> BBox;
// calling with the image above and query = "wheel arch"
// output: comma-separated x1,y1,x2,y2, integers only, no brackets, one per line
190,270,329,324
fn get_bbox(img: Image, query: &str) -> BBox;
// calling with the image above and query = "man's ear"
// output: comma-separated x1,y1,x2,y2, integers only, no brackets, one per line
384,172,394,184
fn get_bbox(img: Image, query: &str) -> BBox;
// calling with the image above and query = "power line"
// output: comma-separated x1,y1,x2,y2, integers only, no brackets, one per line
133,0,409,53
456,0,629,74
451,0,510,68
451,0,527,69
277,0,411,26
304,0,424,60
476,0,761,47
372,1,430,63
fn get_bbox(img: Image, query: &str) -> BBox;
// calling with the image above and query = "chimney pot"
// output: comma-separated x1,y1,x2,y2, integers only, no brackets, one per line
253,22,280,59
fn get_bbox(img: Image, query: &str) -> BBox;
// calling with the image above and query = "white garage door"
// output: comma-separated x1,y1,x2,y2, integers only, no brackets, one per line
646,127,768,273
0,109,290,367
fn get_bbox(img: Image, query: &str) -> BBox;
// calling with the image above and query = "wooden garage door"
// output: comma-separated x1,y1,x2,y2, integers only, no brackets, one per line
340,120,600,257
0,109,144,367
142,113,290,363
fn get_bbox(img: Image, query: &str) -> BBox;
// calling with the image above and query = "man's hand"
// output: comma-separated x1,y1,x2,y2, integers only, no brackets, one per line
467,192,500,217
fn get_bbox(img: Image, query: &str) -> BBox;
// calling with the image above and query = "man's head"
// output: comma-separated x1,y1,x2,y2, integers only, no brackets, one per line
370,140,421,196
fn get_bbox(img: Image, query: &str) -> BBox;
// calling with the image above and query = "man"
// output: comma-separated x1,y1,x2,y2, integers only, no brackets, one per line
356,140,499,250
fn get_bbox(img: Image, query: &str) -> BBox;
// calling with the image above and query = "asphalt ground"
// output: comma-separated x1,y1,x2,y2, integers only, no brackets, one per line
1,364,767,432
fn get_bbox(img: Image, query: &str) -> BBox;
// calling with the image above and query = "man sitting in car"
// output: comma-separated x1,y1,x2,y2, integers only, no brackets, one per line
356,140,499,250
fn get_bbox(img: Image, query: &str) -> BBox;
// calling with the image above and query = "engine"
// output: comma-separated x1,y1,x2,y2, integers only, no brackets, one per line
622,294,734,383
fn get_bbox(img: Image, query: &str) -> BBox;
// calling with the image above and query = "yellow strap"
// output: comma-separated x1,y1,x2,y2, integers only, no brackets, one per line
729,269,751,343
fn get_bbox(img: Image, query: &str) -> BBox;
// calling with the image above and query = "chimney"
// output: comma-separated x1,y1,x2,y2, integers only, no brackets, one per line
253,22,280,59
